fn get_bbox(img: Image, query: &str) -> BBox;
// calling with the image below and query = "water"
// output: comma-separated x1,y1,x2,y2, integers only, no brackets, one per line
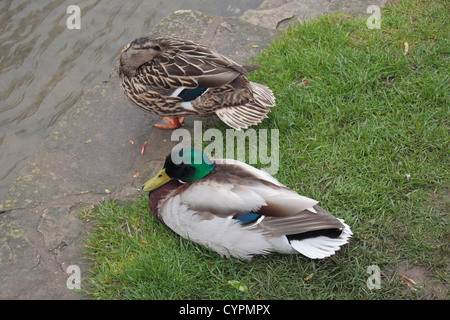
0,0,263,200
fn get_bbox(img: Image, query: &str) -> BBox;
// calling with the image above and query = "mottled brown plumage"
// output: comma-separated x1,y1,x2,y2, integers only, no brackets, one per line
118,37,275,129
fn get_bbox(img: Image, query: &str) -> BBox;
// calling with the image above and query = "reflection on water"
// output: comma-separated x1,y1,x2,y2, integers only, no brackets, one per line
0,0,263,200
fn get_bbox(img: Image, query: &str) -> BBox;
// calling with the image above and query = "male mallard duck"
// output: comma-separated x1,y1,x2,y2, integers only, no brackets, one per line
143,147,352,259
119,37,275,129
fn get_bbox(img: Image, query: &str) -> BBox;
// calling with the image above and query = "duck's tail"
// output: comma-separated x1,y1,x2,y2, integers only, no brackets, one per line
215,81,276,130
288,219,353,259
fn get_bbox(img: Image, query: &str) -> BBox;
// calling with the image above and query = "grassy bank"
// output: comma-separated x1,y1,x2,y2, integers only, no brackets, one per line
82,0,449,299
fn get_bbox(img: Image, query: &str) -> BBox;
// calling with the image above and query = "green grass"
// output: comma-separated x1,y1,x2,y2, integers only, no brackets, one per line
82,0,449,299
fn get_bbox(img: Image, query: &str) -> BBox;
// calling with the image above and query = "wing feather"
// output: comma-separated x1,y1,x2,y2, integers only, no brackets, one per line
176,160,319,218
139,38,248,90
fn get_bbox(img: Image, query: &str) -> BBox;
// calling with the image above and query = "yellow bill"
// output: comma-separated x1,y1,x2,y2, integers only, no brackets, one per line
142,168,171,192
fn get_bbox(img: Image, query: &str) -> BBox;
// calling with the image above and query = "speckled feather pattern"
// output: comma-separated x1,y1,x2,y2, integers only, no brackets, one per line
119,37,275,129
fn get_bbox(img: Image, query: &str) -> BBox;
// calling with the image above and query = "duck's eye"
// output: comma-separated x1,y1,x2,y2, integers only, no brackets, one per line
158,174,163,178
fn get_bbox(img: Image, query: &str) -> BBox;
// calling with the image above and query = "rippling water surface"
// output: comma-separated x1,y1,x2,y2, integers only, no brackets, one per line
0,0,263,200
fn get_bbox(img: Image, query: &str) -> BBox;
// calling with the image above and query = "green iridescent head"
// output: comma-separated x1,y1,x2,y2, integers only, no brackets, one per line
142,146,215,192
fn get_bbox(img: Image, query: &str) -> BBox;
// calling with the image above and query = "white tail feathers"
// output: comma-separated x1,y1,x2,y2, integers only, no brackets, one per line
215,82,275,130
289,219,353,259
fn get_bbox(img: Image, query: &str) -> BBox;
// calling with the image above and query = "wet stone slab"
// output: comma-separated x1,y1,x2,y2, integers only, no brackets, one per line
0,10,281,299
1,10,279,213
240,0,388,30
1,80,157,211
151,10,279,62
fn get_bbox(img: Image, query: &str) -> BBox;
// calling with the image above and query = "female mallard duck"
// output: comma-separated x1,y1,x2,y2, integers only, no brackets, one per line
119,37,275,129
143,147,352,259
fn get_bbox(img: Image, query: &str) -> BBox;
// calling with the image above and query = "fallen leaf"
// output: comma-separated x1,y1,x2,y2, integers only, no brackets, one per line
228,280,249,294
404,42,409,55
105,189,111,194
304,273,314,281
405,282,417,291
141,141,148,155
399,274,417,285
298,80,310,86
128,136,134,144
133,172,140,178
84,139,92,144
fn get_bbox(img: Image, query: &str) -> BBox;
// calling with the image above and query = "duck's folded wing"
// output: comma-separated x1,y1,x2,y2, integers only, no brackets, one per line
140,38,248,89
250,205,345,237
177,160,319,218
141,62,241,89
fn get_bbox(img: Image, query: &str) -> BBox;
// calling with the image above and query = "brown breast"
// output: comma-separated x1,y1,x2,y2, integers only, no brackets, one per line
148,180,183,223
